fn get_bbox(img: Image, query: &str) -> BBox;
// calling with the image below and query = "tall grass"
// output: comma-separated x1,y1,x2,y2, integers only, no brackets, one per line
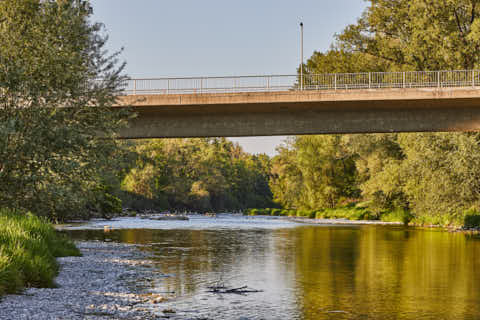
0,209,80,296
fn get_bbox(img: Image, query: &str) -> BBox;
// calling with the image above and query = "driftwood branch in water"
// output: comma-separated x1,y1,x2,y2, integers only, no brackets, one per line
207,285,263,294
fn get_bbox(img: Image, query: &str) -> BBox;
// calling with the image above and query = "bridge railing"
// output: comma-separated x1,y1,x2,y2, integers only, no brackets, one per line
121,70,480,95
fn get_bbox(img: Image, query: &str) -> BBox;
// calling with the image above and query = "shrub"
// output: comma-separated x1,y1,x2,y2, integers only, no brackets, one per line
315,210,326,219
271,209,282,216
464,213,480,228
380,208,413,225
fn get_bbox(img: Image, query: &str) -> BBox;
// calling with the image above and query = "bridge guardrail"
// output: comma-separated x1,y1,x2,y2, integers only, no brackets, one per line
121,70,480,95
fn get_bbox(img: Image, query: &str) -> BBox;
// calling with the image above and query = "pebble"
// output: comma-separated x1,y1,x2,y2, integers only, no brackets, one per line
0,241,164,320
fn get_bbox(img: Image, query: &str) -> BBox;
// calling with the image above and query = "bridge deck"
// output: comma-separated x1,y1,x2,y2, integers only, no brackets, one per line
114,87,480,138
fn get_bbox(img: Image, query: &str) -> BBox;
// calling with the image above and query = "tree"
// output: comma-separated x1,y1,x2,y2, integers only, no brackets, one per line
121,138,274,212
0,0,128,221
270,136,358,210
284,0,480,225
338,0,480,70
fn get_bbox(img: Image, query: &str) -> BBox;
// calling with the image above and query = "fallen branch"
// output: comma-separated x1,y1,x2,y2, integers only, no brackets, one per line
207,285,262,294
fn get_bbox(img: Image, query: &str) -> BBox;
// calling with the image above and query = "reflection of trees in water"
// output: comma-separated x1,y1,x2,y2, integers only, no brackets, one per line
116,229,271,296
283,226,480,320
67,227,480,319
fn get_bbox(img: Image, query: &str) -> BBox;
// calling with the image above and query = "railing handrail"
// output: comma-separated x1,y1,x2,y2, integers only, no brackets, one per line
121,69,480,95
125,69,480,81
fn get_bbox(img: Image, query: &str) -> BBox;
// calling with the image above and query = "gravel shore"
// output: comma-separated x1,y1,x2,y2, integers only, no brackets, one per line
0,242,163,320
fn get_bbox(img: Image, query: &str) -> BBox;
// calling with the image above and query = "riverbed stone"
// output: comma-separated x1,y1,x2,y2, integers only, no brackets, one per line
0,241,162,320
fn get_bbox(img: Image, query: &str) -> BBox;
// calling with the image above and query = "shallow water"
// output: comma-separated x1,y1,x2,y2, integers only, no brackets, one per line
64,215,480,320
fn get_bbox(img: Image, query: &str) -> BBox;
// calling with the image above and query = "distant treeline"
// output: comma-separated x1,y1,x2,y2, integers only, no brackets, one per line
119,138,274,212
269,134,480,226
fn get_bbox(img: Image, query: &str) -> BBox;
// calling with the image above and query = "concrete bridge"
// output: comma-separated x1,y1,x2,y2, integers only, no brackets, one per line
114,70,480,138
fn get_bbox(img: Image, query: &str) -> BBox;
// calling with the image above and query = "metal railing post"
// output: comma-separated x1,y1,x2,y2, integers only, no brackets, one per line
167,79,170,94
473,70,476,88
334,74,337,91
134,80,137,95
437,71,441,88
368,73,371,89
403,72,406,88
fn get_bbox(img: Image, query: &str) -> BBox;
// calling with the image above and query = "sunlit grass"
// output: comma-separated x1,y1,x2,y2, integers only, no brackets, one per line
0,209,80,296
246,204,411,224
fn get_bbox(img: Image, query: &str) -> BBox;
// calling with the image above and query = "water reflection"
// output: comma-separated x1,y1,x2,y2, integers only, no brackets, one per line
66,219,480,320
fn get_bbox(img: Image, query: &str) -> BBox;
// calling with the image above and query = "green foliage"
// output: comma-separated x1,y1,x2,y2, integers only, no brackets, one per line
0,0,129,221
89,185,122,219
246,205,381,222
270,136,359,211
0,209,80,296
463,209,480,228
355,133,480,224
380,209,413,225
276,1,480,227
337,0,480,70
121,139,275,212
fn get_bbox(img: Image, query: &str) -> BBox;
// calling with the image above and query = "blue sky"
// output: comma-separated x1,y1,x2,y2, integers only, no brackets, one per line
90,0,368,156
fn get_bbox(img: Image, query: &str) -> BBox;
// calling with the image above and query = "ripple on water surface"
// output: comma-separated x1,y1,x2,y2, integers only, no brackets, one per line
63,214,303,231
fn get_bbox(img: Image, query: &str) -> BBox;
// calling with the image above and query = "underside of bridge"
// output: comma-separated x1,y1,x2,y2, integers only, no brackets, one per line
114,88,480,138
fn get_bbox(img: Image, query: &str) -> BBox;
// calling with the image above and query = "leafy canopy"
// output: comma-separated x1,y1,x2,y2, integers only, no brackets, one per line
0,0,128,220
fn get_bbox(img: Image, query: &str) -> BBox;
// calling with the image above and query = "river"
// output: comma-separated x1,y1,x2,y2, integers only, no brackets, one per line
64,215,480,320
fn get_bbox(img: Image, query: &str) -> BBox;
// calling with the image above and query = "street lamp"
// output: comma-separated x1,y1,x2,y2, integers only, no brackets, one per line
300,22,304,90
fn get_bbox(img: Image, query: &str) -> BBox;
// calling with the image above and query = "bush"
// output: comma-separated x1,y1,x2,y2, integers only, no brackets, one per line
380,208,413,225
0,209,80,296
464,212,480,228
270,209,282,216
315,210,326,219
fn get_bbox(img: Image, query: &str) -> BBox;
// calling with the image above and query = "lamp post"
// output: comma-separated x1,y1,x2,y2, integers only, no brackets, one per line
300,22,304,90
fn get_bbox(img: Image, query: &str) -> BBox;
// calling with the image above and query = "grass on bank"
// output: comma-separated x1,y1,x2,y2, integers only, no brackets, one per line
246,204,385,221
0,209,80,297
246,204,480,228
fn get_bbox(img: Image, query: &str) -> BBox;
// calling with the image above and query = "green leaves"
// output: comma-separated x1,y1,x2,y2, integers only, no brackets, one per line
121,138,274,212
0,0,128,221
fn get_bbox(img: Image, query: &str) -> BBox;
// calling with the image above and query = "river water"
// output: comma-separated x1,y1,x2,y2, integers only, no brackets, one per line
64,215,480,320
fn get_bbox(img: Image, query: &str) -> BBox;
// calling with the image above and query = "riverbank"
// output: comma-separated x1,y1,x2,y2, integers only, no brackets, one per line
289,217,403,226
0,241,165,320
246,206,480,231
246,206,413,225
0,210,80,296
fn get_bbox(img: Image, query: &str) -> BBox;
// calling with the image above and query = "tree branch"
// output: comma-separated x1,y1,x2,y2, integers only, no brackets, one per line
454,8,465,35
471,1,476,24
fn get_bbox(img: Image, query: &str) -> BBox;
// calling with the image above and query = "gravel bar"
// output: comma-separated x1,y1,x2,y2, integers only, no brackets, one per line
0,242,164,320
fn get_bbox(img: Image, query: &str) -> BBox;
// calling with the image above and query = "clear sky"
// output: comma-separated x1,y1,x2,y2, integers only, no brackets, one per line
90,0,368,156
